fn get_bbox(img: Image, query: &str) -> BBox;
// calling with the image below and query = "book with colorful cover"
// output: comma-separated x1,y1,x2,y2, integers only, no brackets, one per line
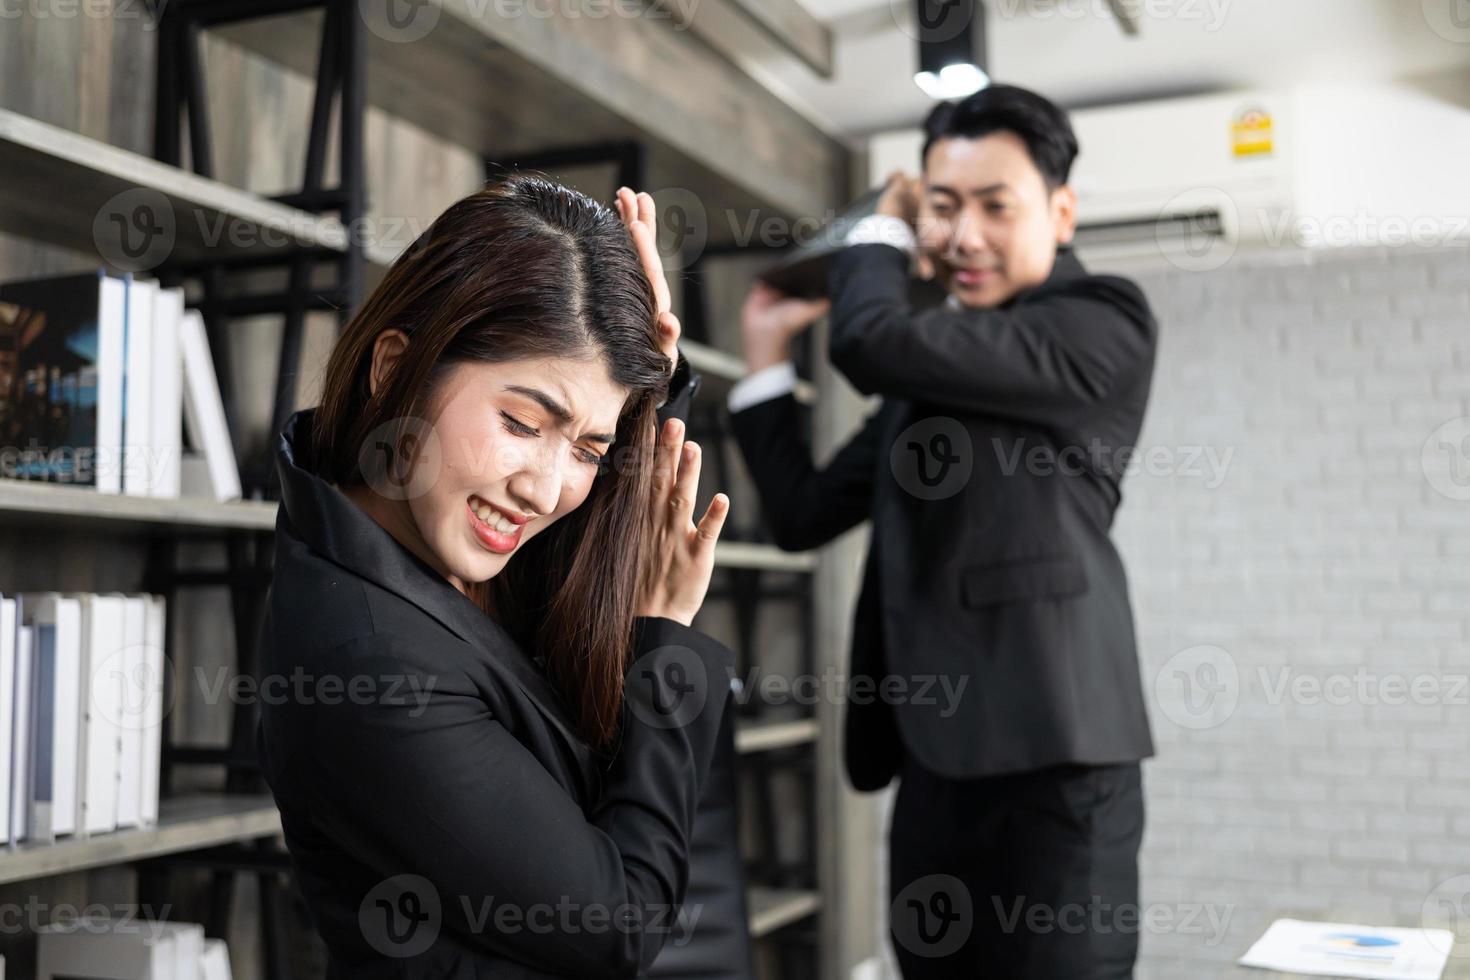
0,271,126,492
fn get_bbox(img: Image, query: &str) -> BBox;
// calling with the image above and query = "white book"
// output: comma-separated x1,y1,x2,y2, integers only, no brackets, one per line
10,617,31,841
152,921,204,980
96,274,128,495
180,454,212,499
200,938,232,980
115,596,148,829
37,916,179,980
150,287,185,499
179,310,241,502
122,277,157,497
0,596,14,844
138,594,167,826
22,593,83,840
74,593,126,835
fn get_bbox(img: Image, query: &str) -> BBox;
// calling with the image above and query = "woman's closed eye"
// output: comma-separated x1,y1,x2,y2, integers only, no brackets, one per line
500,412,606,466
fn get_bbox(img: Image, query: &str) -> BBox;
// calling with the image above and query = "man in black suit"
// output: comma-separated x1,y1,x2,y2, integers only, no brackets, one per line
727,85,1158,978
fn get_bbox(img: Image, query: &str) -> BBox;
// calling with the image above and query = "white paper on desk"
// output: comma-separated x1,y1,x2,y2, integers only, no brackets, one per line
1240,918,1453,980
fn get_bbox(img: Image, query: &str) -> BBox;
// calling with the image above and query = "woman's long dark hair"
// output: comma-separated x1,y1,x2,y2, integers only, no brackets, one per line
312,175,669,752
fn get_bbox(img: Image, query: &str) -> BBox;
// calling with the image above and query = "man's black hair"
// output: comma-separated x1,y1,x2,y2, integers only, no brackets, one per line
921,84,1079,189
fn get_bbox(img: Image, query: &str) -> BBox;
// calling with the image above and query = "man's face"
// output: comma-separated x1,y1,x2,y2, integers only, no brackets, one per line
918,131,1078,309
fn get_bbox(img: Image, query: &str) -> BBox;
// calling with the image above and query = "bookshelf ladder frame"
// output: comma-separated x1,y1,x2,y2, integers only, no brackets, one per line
144,2,369,974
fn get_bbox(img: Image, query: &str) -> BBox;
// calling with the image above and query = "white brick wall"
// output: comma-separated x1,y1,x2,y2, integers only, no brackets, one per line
1107,242,1470,977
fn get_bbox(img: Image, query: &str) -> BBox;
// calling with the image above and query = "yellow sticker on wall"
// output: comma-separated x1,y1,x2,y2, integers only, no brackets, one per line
1232,106,1274,158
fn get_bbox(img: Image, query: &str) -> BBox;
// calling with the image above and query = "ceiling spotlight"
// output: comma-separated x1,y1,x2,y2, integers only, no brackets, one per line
915,62,990,100
913,0,990,100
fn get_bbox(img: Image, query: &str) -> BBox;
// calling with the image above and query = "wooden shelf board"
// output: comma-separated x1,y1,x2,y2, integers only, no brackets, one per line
735,718,820,755
0,484,818,577
0,479,276,532
0,794,280,885
683,342,817,405
0,108,352,266
747,886,822,938
714,541,817,573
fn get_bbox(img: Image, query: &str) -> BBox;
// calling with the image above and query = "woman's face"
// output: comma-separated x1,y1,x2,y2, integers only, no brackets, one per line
402,352,628,593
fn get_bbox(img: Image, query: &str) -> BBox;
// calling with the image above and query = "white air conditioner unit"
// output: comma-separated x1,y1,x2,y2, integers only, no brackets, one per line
868,84,1470,266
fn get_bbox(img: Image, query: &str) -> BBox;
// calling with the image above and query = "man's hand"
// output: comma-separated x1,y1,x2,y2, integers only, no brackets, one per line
615,186,680,382
875,170,923,229
873,171,937,280
740,283,830,373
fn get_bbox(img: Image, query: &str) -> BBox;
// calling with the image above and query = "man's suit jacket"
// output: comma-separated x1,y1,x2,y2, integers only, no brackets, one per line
257,351,755,979
730,244,1158,790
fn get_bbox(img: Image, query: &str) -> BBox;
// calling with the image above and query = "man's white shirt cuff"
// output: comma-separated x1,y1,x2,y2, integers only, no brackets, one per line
728,361,798,414
845,214,917,253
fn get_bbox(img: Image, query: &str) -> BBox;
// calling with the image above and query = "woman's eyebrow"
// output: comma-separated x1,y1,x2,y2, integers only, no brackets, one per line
503,384,615,444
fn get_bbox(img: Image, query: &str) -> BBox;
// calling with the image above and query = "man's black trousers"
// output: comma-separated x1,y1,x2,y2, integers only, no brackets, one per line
887,750,1146,979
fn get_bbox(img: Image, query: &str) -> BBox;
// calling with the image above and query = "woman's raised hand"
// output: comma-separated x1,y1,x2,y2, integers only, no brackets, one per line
616,186,729,626
615,187,680,381
636,416,729,627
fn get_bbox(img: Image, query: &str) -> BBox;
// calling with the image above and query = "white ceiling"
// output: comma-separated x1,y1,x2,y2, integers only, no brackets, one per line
762,0,1470,139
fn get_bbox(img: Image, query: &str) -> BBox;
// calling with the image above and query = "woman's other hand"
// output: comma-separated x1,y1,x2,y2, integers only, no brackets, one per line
615,187,681,382
636,416,728,627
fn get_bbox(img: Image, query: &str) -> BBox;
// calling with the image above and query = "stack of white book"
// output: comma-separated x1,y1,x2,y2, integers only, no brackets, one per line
37,918,232,980
0,271,241,501
0,591,166,844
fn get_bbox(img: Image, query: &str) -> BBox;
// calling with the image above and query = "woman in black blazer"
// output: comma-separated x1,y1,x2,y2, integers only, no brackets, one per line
256,178,742,978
